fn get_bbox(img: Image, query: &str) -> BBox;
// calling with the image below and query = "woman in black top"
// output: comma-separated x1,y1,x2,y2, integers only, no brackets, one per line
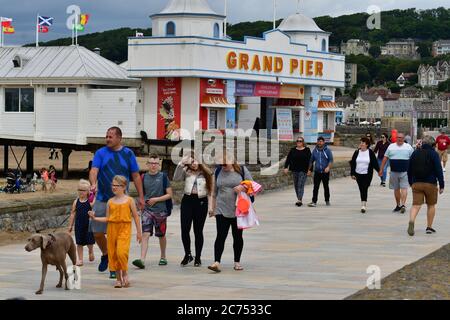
284,137,312,207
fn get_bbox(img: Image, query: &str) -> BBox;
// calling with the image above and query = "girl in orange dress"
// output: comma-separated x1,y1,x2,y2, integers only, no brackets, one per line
89,175,142,288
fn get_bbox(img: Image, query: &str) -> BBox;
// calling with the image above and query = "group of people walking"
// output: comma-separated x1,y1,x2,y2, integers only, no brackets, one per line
284,130,447,236
69,127,254,288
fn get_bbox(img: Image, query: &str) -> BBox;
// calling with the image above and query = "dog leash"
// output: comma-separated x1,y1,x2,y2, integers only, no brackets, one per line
35,214,71,234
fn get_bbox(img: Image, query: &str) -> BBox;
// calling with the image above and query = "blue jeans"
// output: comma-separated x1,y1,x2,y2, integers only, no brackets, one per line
378,158,389,183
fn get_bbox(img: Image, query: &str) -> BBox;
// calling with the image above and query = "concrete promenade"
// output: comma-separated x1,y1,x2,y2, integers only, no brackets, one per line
0,172,449,300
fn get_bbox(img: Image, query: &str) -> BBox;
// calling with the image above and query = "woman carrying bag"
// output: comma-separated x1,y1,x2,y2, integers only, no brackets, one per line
349,137,380,214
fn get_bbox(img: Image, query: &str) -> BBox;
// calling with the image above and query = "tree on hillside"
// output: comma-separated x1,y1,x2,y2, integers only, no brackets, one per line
369,45,381,58
417,41,432,58
438,79,450,92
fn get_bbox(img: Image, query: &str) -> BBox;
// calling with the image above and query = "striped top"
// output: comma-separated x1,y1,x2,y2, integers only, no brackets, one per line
384,143,414,172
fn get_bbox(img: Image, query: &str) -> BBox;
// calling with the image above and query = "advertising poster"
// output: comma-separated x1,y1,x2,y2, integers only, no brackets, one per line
157,77,181,140
276,108,294,141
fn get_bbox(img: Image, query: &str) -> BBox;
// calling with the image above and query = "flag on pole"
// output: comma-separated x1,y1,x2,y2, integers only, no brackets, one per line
38,26,49,33
1,17,13,26
2,18,15,34
74,14,89,32
80,14,89,26
38,16,54,27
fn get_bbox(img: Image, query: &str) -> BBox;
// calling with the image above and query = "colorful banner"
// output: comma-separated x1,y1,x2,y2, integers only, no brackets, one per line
157,77,181,140
255,83,280,97
280,84,305,99
200,78,227,130
235,81,304,99
276,108,294,141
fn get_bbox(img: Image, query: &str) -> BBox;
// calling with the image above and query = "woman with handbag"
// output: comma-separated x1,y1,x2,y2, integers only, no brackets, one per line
208,152,253,273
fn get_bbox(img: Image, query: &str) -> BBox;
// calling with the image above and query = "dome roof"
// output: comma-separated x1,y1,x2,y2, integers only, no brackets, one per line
157,0,223,16
278,13,325,33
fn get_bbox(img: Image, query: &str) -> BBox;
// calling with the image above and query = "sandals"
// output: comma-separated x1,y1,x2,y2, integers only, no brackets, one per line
76,261,83,267
89,253,95,262
234,264,244,271
207,264,221,273
158,258,168,266
114,281,122,288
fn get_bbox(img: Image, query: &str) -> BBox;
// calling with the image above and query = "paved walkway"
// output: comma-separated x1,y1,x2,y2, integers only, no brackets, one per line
1,172,449,300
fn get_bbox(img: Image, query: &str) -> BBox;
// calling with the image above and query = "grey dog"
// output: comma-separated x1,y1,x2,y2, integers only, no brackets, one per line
25,232,77,295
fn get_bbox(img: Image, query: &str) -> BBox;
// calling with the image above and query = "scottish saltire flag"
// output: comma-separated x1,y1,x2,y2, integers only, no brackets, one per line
38,16,54,27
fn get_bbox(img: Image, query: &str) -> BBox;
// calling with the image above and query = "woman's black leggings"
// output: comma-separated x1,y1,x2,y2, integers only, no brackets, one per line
214,214,244,263
355,173,372,202
180,194,208,258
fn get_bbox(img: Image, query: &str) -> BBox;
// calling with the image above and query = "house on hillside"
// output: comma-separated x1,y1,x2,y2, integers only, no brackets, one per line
418,61,450,87
396,72,416,87
381,39,420,60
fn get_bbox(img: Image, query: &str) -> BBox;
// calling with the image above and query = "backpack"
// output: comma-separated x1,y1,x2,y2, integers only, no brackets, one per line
215,166,255,203
141,172,173,216
411,149,433,179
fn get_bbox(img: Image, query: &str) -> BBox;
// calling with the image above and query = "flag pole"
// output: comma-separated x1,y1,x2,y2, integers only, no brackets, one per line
75,13,78,46
0,17,4,47
36,14,39,47
224,0,227,38
273,0,277,30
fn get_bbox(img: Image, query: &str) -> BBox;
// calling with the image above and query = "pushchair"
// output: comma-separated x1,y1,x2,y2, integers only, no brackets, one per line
3,170,26,194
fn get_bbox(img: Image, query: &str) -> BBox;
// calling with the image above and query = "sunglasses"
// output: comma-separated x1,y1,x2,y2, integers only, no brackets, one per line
297,140,304,143
112,184,124,188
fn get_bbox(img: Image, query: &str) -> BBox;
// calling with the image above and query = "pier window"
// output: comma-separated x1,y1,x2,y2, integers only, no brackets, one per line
5,88,34,112
322,39,327,52
214,23,220,38
166,21,176,36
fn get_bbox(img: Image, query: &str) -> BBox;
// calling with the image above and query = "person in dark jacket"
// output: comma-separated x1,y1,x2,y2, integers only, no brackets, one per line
284,137,312,207
407,135,444,236
373,133,390,186
350,137,380,213
307,137,334,207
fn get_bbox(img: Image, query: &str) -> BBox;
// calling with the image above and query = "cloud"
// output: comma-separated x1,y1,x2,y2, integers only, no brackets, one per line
1,0,449,45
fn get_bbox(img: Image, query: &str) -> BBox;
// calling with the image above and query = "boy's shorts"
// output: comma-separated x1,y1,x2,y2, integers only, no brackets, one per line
141,209,167,237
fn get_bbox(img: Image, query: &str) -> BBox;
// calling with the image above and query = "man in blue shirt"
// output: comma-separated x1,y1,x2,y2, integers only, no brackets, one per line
307,137,334,207
89,127,145,277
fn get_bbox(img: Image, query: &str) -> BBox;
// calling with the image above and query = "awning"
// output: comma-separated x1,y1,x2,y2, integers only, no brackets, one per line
201,96,235,109
318,101,342,112
271,98,304,109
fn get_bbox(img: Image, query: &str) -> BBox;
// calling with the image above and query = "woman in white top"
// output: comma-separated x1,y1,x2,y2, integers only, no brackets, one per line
173,153,214,267
349,137,380,213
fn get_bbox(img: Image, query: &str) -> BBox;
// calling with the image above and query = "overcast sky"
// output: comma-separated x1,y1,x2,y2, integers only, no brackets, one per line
1,0,449,45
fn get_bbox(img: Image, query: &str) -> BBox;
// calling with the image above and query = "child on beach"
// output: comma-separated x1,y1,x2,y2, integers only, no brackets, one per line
39,167,49,192
68,179,96,266
89,175,142,288
132,154,173,269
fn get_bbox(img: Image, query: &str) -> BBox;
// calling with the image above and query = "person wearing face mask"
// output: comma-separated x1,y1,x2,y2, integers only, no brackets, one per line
350,137,380,213
173,153,214,267
374,133,391,187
